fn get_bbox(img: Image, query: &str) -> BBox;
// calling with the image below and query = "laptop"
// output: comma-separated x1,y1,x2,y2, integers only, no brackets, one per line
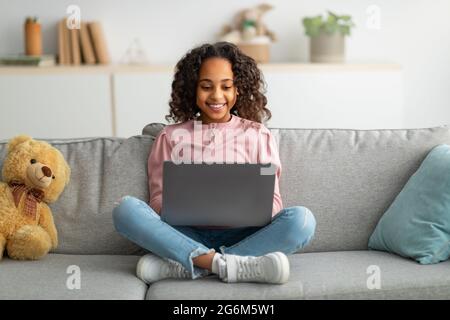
161,161,276,227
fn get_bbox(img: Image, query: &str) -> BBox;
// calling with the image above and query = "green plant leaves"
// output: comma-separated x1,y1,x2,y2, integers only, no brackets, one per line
339,25,351,36
302,15,323,37
302,11,355,37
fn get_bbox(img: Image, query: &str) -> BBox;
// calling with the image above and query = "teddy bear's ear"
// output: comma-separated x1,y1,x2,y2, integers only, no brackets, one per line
7,135,32,152
64,163,71,186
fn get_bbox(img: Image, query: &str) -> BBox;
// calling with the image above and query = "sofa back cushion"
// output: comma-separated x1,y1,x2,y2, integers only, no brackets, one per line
0,136,153,255
273,126,450,252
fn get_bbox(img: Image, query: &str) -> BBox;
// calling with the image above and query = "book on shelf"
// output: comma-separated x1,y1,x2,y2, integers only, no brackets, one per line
0,54,56,66
57,19,67,64
58,18,72,65
88,21,110,64
57,19,109,65
70,28,81,65
79,22,96,64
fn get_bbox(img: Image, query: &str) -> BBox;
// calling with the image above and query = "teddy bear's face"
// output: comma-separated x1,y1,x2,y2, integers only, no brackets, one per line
2,136,70,203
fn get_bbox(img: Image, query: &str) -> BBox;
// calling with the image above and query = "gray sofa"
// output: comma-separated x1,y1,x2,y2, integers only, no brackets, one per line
1,124,450,300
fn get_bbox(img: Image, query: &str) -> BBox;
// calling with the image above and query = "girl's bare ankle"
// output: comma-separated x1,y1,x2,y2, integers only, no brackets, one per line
193,250,215,271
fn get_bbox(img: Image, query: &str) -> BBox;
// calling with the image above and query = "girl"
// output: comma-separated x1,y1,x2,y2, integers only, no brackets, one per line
112,42,316,285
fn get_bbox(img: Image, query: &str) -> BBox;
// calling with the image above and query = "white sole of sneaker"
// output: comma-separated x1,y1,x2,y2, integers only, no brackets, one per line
268,252,290,284
136,254,153,284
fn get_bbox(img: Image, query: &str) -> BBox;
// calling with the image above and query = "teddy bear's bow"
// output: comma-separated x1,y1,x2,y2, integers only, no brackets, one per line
8,180,45,220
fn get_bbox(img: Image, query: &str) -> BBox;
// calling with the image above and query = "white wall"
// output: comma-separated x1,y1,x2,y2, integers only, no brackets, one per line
1,0,449,128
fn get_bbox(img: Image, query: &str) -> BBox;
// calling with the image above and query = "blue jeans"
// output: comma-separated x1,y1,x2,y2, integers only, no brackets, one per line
112,196,316,279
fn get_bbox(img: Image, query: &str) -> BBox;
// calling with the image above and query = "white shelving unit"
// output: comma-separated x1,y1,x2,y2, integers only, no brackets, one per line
0,63,403,139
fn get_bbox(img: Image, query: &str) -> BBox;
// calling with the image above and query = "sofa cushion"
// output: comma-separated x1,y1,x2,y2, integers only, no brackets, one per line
274,126,450,253
142,122,166,137
0,136,153,255
369,144,450,264
0,254,146,299
145,250,450,300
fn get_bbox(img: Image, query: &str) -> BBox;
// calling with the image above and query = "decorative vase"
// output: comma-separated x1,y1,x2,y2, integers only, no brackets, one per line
24,17,42,56
310,31,345,63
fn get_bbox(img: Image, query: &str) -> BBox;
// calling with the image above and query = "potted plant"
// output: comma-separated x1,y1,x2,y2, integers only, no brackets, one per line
302,11,355,63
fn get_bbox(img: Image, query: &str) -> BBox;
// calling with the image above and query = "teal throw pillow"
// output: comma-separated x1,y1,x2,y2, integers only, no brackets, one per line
368,144,450,264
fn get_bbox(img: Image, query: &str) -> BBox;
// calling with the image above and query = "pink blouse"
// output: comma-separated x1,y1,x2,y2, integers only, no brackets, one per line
147,114,283,217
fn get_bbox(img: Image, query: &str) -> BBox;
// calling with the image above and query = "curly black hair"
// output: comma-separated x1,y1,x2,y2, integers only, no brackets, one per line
165,42,271,124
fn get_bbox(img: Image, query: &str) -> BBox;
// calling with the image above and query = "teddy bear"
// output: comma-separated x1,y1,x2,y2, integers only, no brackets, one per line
0,135,70,260
219,3,276,44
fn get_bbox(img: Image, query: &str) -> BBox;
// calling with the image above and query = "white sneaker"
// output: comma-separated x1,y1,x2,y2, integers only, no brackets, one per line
218,252,290,284
136,253,191,284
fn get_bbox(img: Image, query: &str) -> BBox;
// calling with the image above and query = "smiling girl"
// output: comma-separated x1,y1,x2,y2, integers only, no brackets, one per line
113,42,316,285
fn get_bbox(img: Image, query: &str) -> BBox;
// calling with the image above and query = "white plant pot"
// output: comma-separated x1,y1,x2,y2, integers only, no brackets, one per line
310,31,345,63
